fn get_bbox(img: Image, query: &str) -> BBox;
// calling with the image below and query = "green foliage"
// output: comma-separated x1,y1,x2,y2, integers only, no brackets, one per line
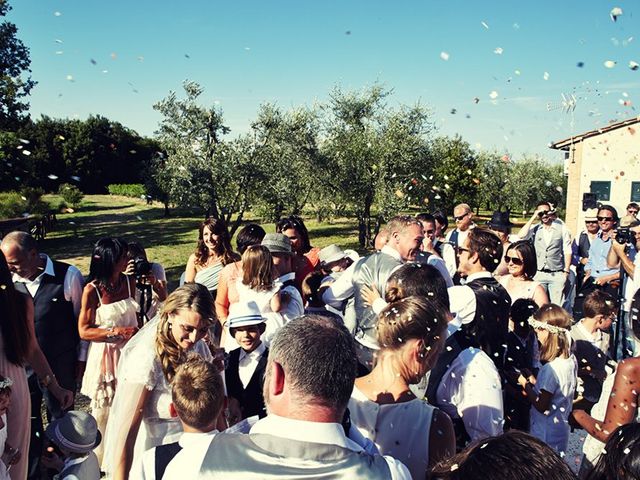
153,80,257,234
322,84,433,247
107,184,146,198
0,115,159,193
0,191,26,219
0,0,36,130
57,183,83,209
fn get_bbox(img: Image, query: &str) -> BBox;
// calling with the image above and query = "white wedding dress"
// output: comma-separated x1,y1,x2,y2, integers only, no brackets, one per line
101,316,212,475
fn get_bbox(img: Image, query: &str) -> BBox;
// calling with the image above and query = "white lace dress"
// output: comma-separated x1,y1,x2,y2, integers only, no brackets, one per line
101,316,213,475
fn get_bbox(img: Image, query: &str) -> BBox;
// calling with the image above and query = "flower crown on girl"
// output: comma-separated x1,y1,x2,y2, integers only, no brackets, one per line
527,317,569,335
0,376,13,390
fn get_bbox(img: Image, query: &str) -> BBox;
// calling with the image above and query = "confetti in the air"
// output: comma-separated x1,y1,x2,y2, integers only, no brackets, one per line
610,7,623,22
66,75,74,81
53,11,62,17
481,21,489,29
48,174,59,180
489,90,499,100
543,71,550,80
440,51,450,61
22,150,31,156
494,47,504,55
630,61,639,71
604,60,616,69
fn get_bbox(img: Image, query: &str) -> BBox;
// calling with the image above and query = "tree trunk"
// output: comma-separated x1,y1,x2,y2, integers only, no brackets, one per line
163,200,170,217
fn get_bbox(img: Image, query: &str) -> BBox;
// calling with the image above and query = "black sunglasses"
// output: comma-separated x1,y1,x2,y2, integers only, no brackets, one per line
585,220,599,224
538,210,556,217
597,216,614,222
504,255,524,266
454,212,470,221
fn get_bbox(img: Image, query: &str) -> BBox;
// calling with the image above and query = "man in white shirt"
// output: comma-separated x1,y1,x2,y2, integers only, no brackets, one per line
445,203,476,282
260,233,304,346
1,231,85,477
135,356,224,479
198,316,411,479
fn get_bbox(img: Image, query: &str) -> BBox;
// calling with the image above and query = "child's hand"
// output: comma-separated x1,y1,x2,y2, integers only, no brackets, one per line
361,284,381,307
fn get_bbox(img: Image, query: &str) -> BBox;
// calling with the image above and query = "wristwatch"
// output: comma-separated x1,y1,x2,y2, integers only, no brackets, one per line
42,374,55,388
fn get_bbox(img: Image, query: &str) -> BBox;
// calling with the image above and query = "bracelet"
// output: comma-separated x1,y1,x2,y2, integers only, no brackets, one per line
42,374,55,388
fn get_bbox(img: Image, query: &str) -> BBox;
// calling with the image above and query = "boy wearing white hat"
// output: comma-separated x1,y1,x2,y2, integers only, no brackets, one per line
41,411,101,479
225,302,269,422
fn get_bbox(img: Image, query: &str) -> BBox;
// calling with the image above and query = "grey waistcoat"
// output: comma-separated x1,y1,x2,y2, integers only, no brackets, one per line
351,252,403,348
533,224,565,271
197,432,392,479
57,452,100,480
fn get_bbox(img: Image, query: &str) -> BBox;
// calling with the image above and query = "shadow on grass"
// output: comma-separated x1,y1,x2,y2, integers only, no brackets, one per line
78,202,137,213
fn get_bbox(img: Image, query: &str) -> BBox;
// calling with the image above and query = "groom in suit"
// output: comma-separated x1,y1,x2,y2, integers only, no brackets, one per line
224,301,269,420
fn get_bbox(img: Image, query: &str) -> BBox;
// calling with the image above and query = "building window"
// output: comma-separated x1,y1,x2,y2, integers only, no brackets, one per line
632,182,640,202
590,181,611,201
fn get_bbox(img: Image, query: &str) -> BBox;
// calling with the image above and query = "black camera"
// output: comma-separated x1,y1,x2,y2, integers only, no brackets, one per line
133,256,152,277
616,227,633,244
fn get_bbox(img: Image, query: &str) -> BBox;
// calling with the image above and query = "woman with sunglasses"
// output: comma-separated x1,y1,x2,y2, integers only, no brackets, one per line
498,240,549,307
275,216,320,291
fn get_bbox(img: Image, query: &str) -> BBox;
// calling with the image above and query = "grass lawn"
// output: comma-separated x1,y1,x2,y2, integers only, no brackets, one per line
40,195,529,290
42,195,362,290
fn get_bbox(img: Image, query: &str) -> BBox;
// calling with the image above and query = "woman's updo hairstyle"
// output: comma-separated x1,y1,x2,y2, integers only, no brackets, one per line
377,295,448,352
385,263,450,312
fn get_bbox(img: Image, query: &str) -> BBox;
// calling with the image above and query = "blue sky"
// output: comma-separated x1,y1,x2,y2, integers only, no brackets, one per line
8,0,640,161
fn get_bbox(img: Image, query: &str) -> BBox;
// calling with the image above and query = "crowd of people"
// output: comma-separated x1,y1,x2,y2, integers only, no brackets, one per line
1,202,640,479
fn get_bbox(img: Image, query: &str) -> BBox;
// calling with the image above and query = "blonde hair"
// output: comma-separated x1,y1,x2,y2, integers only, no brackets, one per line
377,296,448,352
534,304,572,362
156,284,215,383
241,245,274,291
171,355,224,430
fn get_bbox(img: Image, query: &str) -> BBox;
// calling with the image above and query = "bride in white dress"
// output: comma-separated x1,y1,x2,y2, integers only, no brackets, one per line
102,283,216,479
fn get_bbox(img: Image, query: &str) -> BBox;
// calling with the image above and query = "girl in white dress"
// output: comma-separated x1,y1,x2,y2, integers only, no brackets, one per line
349,265,455,479
102,283,216,479
235,245,282,314
518,304,577,455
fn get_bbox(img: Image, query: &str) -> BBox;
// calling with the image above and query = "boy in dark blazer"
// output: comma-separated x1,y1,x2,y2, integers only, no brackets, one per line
225,301,269,420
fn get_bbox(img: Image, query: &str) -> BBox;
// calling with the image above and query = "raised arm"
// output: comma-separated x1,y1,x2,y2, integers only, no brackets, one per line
572,358,640,444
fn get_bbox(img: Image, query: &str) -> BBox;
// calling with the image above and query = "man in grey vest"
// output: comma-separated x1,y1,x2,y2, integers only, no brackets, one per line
518,201,572,305
322,216,424,369
1,231,85,479
198,315,411,479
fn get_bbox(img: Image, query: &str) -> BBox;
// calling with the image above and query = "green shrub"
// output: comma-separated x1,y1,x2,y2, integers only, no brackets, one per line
107,184,146,198
0,192,28,219
57,183,84,209
20,187,50,215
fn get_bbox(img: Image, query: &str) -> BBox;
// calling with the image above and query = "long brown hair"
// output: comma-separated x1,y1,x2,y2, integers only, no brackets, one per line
535,304,572,362
194,218,238,267
241,245,274,291
155,283,215,383
0,250,31,365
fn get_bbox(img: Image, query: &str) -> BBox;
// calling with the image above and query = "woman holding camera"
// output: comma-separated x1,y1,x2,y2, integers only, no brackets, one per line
125,242,168,322
79,237,139,463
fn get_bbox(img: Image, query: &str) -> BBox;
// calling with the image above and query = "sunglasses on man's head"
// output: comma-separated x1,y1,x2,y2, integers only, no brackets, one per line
504,255,524,266
454,212,470,222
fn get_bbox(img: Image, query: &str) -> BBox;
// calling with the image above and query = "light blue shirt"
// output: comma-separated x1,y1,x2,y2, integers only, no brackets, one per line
585,233,618,279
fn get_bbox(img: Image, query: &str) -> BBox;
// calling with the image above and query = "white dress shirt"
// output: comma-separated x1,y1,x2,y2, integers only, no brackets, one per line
261,272,304,348
239,343,266,388
250,414,411,480
13,254,87,360
435,318,504,442
448,271,493,325
164,430,218,480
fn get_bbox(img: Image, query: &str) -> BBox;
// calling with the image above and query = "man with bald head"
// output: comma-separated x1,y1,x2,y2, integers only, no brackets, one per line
1,231,85,478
